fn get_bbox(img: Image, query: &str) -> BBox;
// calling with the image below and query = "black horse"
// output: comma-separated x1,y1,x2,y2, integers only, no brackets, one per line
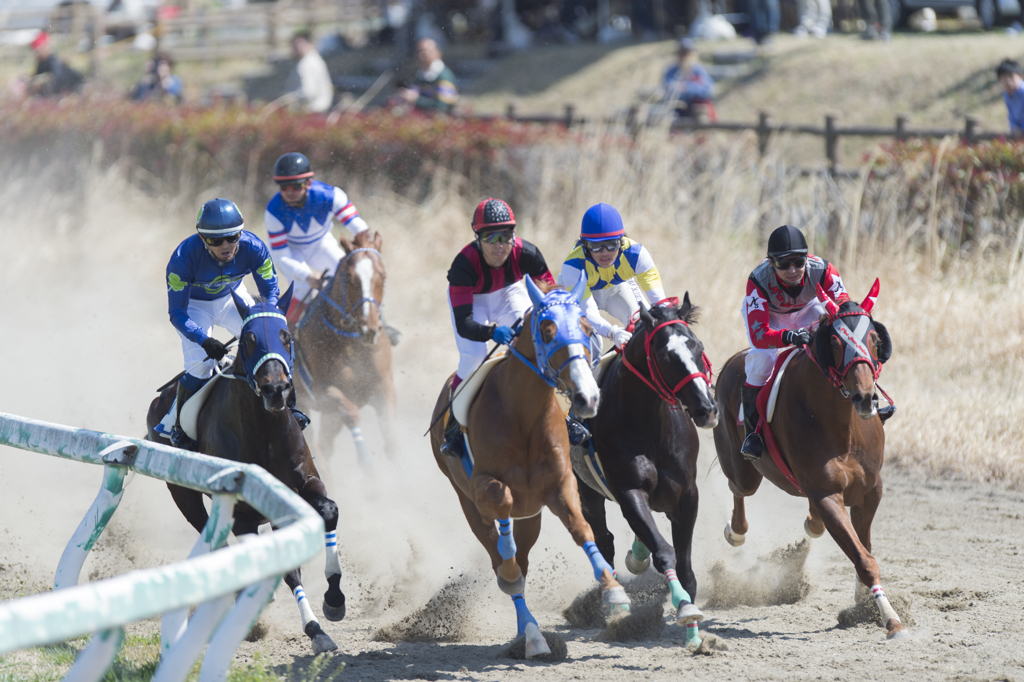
146,286,345,655
574,295,718,646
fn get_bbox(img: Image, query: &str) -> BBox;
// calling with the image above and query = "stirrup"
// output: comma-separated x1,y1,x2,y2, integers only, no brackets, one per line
384,325,402,347
440,430,463,458
290,407,312,431
566,417,591,446
169,425,197,451
878,403,896,425
740,432,763,462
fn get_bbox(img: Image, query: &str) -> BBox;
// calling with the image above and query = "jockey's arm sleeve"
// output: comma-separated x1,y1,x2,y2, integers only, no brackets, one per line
820,261,851,305
743,279,786,349
625,244,665,304
332,187,369,238
451,302,494,342
265,210,313,283
167,269,207,345
520,240,556,286
562,262,613,338
447,252,493,342
250,242,280,306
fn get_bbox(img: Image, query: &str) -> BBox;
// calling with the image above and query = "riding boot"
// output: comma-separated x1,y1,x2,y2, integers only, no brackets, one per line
383,324,402,347
566,414,591,446
169,380,200,451
287,390,312,431
739,385,764,462
878,403,896,425
439,410,464,458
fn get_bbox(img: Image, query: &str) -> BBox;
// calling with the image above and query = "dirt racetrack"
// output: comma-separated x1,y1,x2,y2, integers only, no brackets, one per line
2,168,1023,681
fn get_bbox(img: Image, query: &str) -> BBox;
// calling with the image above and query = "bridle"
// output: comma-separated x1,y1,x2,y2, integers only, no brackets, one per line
314,247,384,339
617,299,713,410
508,289,593,397
808,301,894,409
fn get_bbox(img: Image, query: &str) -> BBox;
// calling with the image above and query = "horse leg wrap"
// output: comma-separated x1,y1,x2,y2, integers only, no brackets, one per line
685,622,702,647
293,586,317,629
323,531,342,578
511,593,538,637
512,594,550,657
584,540,613,582
497,518,517,561
625,537,652,574
871,584,902,626
665,569,703,623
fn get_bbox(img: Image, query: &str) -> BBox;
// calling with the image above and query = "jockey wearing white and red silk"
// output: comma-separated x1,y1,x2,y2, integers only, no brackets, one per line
739,224,850,461
263,152,369,325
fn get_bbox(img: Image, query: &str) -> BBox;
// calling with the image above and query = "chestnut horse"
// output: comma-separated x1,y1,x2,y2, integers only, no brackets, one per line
712,282,906,640
293,230,397,462
575,295,717,648
146,287,346,655
428,276,630,658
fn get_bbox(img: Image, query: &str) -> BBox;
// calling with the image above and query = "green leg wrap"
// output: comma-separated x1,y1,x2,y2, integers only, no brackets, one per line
631,537,651,562
668,579,691,610
685,623,702,647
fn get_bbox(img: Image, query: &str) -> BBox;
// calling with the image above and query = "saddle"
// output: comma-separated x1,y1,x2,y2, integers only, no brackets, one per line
445,353,509,478
154,374,223,442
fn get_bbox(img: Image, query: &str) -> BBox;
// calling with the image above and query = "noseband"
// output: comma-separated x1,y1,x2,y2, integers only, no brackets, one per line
619,315,713,410
317,247,383,339
508,290,592,396
811,308,895,407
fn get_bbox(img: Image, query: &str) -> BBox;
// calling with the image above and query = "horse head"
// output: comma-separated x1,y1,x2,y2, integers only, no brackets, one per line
334,231,386,346
813,280,892,419
232,284,296,413
522,274,600,418
633,293,718,428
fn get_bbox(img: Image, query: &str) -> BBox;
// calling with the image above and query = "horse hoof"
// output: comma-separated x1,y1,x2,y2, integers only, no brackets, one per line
322,600,346,622
724,523,745,547
311,633,338,655
601,586,630,607
497,574,526,596
886,620,909,640
624,549,651,575
676,602,704,625
524,622,551,658
804,518,824,539
607,602,631,618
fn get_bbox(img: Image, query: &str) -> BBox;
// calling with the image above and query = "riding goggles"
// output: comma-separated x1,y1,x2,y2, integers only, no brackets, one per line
478,229,516,245
771,255,807,270
278,181,307,191
203,232,242,247
584,239,621,254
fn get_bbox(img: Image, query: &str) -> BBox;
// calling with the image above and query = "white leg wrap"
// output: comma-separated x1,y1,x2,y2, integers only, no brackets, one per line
324,531,342,578
524,622,551,658
294,585,317,628
871,584,901,624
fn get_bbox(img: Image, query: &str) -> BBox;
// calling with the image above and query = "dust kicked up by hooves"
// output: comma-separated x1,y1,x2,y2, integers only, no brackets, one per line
705,539,813,608
562,571,669,642
371,575,483,643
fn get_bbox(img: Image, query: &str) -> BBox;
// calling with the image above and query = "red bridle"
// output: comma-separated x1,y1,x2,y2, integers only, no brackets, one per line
617,300,713,409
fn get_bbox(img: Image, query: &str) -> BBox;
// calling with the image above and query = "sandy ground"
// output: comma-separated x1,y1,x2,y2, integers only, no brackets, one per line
2,172,1023,680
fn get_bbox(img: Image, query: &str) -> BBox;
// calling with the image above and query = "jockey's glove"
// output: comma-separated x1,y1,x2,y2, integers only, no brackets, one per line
782,328,812,347
201,337,229,361
608,326,632,349
492,325,516,345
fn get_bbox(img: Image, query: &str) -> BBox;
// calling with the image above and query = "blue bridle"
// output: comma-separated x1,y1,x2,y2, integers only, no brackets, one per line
314,247,383,339
508,275,594,393
231,289,295,395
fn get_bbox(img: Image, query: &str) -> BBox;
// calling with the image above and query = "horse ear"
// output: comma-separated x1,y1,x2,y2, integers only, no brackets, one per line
679,291,692,318
861,278,880,313
524,274,544,308
279,327,292,354
243,330,257,358
638,303,655,332
373,230,383,251
231,287,250,320
339,233,354,253
873,320,892,363
816,283,839,316
569,270,587,304
277,282,295,317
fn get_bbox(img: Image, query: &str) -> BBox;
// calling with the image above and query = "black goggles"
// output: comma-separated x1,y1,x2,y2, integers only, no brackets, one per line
771,255,807,270
478,230,516,245
203,232,242,247
583,239,621,253
278,181,307,191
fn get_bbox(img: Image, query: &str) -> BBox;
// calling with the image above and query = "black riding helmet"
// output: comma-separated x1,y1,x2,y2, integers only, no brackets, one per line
273,152,314,182
767,225,808,258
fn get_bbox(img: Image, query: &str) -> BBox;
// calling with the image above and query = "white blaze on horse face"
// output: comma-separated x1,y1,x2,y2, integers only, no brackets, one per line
354,257,374,326
666,333,711,403
567,343,600,418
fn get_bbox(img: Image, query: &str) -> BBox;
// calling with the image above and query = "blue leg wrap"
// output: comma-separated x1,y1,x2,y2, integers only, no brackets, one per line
512,593,537,639
497,518,516,561
584,540,613,582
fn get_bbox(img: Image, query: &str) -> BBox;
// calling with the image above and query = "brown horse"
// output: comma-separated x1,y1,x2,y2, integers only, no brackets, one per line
146,288,345,655
712,283,906,640
293,230,397,462
428,276,630,658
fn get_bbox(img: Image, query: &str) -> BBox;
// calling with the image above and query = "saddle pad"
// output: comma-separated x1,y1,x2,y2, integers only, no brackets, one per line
180,374,223,441
592,348,620,384
764,348,800,424
570,441,616,503
452,353,507,425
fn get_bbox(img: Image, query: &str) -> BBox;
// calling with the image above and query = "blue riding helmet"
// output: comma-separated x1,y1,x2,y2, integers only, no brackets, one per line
521,274,594,388
580,203,625,242
231,284,295,392
197,198,245,237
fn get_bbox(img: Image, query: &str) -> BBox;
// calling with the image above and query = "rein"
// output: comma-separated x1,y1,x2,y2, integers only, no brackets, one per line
617,318,713,410
317,247,384,339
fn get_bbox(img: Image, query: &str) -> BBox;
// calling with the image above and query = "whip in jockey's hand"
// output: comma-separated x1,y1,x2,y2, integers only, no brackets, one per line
782,328,812,348
201,337,228,361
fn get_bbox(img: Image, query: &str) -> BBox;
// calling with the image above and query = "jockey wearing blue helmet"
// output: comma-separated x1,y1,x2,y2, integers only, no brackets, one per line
560,203,667,350
164,198,283,449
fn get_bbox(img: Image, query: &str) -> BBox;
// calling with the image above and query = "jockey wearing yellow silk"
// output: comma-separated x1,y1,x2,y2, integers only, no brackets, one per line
560,203,666,350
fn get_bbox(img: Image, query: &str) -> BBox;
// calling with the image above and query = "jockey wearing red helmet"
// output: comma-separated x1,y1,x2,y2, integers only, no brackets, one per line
440,198,556,456
739,224,850,461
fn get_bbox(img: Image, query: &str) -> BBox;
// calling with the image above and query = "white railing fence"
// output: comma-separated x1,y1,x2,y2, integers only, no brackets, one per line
0,412,324,682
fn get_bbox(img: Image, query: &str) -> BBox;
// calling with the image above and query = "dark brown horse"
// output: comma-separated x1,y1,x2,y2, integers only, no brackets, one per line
575,295,717,648
293,230,397,462
146,288,346,655
428,276,630,658
712,283,906,640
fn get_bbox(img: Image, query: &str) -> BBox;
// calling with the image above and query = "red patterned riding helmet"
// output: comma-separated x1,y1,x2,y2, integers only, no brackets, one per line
471,198,516,232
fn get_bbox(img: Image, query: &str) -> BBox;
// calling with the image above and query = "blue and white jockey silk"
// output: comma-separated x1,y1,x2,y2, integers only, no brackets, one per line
166,231,279,379
264,180,370,300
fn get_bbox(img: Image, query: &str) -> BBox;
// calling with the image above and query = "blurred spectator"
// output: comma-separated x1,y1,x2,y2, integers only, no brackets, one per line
662,38,716,122
859,0,891,40
26,31,84,97
997,59,1024,139
284,30,334,113
793,0,831,37
748,0,779,44
130,54,183,104
395,38,459,113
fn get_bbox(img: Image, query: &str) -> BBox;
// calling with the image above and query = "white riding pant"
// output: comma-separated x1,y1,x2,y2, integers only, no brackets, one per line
591,282,643,327
179,287,256,380
743,299,826,386
288,237,346,302
450,280,531,382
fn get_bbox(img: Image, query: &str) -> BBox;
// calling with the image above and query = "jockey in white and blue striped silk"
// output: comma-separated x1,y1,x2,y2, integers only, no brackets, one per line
166,197,280,449
560,203,667,352
264,152,369,325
